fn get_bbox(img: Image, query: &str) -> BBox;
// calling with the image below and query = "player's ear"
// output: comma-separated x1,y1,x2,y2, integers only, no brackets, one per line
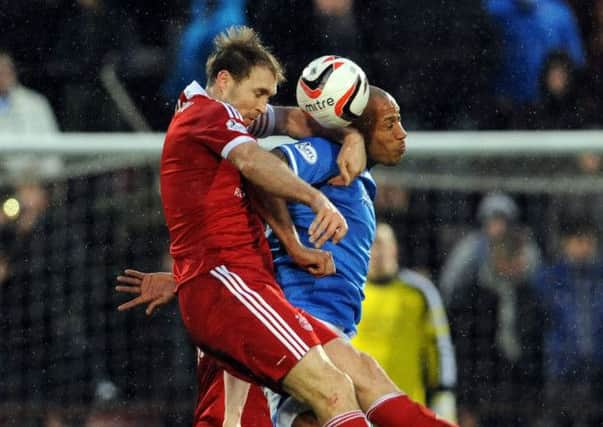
216,70,233,93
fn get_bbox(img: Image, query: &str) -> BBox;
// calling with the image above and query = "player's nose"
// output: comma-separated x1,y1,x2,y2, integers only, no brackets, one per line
395,124,407,141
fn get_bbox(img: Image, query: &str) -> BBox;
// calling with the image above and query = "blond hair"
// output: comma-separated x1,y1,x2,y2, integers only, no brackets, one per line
206,26,285,85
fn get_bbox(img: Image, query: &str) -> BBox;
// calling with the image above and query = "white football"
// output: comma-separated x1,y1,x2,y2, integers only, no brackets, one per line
296,55,369,128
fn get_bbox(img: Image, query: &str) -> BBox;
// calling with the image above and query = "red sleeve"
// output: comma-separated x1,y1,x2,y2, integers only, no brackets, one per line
192,101,256,158
247,104,275,138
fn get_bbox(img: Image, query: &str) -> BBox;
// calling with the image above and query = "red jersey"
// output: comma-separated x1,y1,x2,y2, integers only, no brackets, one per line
160,81,275,286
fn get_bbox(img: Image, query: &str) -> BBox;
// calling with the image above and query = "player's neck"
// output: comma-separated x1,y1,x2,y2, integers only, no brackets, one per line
205,85,224,102
368,270,398,285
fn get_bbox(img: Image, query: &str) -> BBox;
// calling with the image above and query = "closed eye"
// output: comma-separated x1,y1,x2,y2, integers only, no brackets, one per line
255,88,275,98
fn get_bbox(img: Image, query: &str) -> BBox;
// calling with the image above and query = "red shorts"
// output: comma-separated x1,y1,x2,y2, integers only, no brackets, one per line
178,263,338,391
194,351,271,427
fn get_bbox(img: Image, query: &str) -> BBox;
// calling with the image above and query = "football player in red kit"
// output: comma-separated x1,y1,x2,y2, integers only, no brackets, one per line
160,25,369,426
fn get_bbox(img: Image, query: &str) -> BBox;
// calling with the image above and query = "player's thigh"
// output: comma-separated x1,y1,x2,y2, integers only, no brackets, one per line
178,264,336,389
281,344,353,405
323,338,398,399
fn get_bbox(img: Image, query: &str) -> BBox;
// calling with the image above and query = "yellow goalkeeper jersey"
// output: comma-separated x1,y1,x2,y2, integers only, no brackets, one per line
352,269,456,405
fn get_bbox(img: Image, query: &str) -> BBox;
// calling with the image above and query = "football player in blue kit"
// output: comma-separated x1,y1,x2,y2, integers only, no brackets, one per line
265,107,404,338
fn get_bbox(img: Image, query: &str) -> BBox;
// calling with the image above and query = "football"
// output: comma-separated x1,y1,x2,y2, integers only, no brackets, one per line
296,55,370,128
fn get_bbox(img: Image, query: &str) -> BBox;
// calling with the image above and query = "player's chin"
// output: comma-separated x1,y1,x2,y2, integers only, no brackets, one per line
383,152,404,166
396,148,406,161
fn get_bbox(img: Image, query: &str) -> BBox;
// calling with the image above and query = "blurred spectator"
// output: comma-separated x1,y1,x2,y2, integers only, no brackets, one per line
372,180,417,271
373,179,410,216
0,203,13,405
0,180,54,402
533,215,603,427
47,0,139,131
485,0,586,110
449,228,544,426
353,223,458,424
309,0,363,61
161,0,246,100
548,152,603,252
0,178,112,409
0,51,59,133
515,51,594,129
0,252,8,286
439,192,542,305
1,170,196,423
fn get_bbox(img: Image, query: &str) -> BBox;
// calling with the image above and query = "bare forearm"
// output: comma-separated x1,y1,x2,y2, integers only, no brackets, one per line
236,146,320,207
250,184,301,254
274,106,361,145
273,106,315,138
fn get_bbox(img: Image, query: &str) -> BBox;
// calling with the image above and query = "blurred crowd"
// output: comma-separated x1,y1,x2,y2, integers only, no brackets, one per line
373,186,603,427
0,172,196,426
0,0,602,132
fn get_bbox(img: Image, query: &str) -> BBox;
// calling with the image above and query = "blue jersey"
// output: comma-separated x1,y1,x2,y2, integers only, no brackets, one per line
268,137,377,336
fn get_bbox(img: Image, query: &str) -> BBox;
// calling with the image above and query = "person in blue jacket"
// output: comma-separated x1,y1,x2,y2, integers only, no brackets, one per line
162,0,246,99
485,0,585,105
533,215,603,426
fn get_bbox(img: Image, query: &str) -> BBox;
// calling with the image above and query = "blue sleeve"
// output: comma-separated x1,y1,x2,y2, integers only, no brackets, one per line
276,137,341,184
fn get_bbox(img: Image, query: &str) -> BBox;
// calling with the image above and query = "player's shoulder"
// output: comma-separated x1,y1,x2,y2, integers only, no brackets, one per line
399,269,444,308
176,81,244,123
188,97,241,124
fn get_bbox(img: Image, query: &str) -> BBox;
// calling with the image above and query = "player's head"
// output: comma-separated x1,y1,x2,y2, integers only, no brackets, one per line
368,222,399,281
205,26,285,126
353,86,407,167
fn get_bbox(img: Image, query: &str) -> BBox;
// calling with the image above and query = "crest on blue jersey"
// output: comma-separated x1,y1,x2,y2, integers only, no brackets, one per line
294,142,317,164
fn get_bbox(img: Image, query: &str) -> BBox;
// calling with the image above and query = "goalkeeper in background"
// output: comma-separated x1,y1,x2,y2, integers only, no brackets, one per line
352,222,457,424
